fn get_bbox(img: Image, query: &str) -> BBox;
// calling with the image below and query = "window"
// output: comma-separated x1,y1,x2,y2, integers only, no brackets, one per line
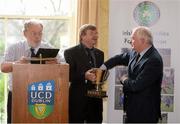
0,0,77,122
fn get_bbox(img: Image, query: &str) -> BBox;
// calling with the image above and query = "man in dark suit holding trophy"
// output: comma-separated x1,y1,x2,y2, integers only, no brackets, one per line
64,24,104,123
100,26,163,123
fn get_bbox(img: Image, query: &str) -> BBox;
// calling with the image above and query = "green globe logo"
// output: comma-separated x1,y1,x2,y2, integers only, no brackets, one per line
133,1,160,27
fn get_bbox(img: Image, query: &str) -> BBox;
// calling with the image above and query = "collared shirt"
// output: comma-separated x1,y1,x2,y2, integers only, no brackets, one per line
100,45,153,70
3,40,64,91
138,45,152,62
80,43,96,67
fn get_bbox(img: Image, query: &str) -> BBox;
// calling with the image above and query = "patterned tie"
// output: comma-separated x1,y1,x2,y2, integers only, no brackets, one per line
86,48,95,67
30,48,36,57
131,53,140,71
30,48,39,64
135,53,140,64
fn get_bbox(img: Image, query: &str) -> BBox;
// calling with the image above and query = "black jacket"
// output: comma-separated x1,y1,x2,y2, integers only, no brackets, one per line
64,43,104,123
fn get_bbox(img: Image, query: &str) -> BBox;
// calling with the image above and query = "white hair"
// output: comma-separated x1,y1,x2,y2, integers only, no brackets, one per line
23,19,43,32
132,26,153,45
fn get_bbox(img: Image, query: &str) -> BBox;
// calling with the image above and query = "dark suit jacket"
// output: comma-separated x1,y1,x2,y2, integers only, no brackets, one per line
64,43,104,123
104,46,163,123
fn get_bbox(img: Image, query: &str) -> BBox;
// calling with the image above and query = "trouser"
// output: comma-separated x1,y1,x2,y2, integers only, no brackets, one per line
7,91,12,123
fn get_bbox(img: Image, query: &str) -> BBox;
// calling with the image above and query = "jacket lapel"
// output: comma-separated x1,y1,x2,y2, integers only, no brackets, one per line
130,56,137,71
131,46,155,72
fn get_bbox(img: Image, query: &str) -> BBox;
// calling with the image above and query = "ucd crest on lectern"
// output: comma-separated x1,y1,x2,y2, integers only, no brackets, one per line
28,80,55,119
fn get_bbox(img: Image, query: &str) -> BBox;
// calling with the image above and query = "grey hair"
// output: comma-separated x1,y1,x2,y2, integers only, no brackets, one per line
23,19,43,32
79,24,97,41
132,26,153,45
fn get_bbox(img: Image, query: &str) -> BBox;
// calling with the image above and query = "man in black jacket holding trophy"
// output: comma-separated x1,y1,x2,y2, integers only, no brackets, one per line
64,24,105,123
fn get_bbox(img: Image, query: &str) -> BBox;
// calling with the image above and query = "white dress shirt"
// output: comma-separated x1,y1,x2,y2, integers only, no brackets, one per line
3,40,64,91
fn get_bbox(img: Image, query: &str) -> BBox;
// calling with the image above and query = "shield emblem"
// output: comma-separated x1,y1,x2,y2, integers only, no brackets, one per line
28,80,55,119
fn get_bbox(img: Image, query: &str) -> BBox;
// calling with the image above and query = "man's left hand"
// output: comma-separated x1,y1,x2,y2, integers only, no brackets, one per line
120,74,128,85
45,59,58,64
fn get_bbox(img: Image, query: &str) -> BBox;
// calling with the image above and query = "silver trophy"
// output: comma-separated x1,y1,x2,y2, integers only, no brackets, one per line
87,68,109,98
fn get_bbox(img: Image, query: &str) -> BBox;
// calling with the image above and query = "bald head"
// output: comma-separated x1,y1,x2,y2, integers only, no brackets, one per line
23,19,43,32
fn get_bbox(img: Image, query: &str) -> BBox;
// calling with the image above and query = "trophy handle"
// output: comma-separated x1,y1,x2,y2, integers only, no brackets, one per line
101,70,109,82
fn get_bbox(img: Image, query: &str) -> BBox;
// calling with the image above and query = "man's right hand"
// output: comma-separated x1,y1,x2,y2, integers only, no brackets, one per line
85,68,96,82
19,56,29,64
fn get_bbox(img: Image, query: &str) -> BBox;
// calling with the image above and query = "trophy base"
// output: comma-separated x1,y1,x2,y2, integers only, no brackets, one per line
87,90,107,98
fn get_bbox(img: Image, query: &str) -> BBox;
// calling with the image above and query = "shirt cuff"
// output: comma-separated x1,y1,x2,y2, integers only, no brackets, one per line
100,64,107,70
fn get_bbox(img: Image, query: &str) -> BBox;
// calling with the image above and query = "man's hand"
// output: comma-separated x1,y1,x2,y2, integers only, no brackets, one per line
120,74,128,85
45,58,58,64
85,68,96,82
19,56,29,64
1,56,29,73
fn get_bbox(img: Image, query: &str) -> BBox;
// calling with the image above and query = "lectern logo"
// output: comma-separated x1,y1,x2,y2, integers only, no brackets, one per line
28,80,55,119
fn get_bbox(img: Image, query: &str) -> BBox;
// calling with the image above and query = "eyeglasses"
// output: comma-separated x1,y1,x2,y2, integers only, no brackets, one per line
29,32,43,37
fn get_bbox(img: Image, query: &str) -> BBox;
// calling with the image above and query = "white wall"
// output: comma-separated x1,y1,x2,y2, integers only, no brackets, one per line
108,0,180,123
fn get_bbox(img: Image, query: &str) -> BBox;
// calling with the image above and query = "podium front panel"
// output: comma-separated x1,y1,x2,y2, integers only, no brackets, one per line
12,64,69,123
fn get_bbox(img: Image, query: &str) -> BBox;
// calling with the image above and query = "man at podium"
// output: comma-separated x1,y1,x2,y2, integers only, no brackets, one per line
1,19,63,123
64,24,104,123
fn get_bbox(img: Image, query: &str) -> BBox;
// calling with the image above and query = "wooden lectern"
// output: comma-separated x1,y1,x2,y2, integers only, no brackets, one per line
12,64,69,123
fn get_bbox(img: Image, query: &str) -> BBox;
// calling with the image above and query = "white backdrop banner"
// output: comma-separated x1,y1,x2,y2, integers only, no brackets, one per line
108,0,180,123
